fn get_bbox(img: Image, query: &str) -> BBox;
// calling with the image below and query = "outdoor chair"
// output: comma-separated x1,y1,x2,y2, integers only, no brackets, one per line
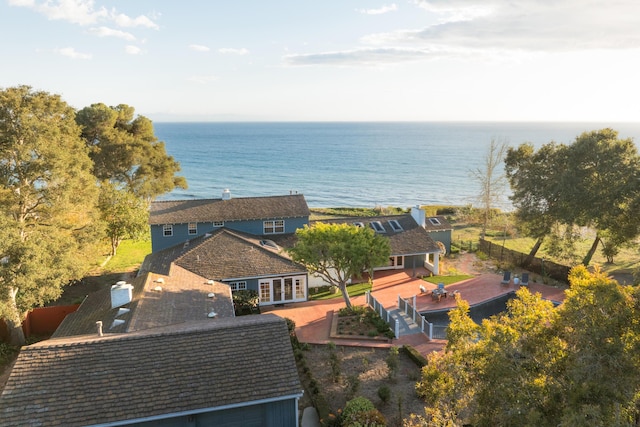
520,273,529,287
501,271,511,286
419,284,427,294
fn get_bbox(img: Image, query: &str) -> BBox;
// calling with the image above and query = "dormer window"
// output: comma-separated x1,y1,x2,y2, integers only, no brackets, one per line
370,221,385,233
389,220,403,231
429,218,441,225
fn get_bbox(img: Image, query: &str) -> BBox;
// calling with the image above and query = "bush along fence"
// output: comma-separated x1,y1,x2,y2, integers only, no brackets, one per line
397,295,435,341
364,291,400,338
479,238,571,284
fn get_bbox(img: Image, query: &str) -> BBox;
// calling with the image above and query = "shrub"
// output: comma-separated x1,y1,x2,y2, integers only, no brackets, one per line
342,401,387,427
402,345,428,367
232,290,259,315
386,346,399,379
346,374,360,400
342,397,375,420
378,385,391,403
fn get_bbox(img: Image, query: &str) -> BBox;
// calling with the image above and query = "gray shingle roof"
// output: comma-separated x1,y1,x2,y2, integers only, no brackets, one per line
149,194,310,225
423,215,453,231
312,214,441,255
53,269,235,338
142,228,307,281
0,315,302,427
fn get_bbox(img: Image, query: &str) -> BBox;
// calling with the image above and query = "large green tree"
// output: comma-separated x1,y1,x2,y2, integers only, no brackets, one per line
0,86,101,345
76,103,187,199
287,222,390,309
505,129,640,266
413,266,640,426
98,182,149,256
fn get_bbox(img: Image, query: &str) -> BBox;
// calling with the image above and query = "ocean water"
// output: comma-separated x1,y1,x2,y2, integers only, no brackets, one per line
153,122,640,209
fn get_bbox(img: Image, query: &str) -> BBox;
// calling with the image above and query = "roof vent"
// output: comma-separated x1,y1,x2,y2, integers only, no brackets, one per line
155,278,165,284
110,282,133,309
208,311,217,318
154,286,163,292
207,279,215,285
222,189,231,200
260,239,279,250
96,321,103,337
208,292,215,298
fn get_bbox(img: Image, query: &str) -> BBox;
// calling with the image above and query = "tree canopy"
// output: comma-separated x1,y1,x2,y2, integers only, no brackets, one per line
98,182,149,256
0,86,101,345
505,129,640,265
76,103,187,199
287,222,390,309
413,266,640,426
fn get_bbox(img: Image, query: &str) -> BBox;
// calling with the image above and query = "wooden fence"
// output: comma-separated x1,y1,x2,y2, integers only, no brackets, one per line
479,239,571,283
0,304,79,342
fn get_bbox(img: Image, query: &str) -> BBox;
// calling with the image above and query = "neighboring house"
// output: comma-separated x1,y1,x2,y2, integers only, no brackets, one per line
0,315,303,427
410,206,454,255
140,228,309,307
149,191,310,253
308,212,443,288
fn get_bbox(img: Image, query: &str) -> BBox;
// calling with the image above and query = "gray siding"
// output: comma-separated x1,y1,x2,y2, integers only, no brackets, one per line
427,230,452,254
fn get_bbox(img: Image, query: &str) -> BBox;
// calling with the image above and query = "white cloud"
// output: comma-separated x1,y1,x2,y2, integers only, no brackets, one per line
56,46,92,59
188,75,219,84
189,44,210,52
111,12,159,30
394,0,640,52
285,47,443,66
9,0,158,29
125,45,142,55
88,26,135,41
357,4,398,15
218,48,249,55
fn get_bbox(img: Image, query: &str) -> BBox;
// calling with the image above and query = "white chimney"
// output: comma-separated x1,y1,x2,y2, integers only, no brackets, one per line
411,205,426,227
222,189,231,200
110,281,133,309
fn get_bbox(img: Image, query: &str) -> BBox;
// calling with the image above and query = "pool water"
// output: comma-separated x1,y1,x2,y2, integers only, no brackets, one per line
421,292,517,326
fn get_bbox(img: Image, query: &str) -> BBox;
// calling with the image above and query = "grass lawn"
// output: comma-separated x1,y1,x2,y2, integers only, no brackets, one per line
309,281,372,301
102,239,151,273
423,274,474,286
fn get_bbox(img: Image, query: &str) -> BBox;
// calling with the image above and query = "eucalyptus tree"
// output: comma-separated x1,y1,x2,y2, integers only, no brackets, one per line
0,86,101,345
76,103,187,200
288,222,390,309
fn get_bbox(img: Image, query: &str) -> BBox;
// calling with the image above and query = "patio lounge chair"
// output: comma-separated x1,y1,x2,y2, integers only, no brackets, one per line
520,273,529,287
501,271,511,286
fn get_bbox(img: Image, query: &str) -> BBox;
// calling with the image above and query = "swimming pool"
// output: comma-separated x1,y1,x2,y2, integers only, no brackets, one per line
421,292,517,327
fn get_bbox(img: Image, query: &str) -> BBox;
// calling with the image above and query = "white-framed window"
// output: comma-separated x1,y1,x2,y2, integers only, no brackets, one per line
229,281,247,291
259,281,271,302
188,223,197,235
213,221,224,227
263,220,284,234
429,217,441,225
370,221,385,233
163,224,173,237
389,220,403,231
295,278,305,299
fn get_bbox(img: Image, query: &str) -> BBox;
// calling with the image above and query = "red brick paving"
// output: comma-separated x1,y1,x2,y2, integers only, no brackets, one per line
263,254,567,357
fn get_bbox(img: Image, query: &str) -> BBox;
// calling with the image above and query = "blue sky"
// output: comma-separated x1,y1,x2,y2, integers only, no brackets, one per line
1,0,639,122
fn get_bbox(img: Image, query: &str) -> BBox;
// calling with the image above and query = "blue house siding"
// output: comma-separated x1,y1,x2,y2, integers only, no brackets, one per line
128,398,298,426
427,230,452,254
150,216,309,253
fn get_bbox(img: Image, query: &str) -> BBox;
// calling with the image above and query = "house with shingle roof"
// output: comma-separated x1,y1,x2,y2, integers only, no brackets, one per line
140,227,309,307
0,315,303,427
149,191,310,253
410,206,454,255
311,211,443,280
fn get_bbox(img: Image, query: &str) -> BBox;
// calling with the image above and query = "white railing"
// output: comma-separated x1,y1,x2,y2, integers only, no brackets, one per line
398,295,433,341
365,291,400,338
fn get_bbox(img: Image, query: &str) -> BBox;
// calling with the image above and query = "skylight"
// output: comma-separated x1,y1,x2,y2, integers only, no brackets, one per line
429,217,441,225
389,219,403,231
370,221,385,233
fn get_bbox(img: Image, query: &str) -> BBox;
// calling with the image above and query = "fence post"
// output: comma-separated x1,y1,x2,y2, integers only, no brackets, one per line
412,295,417,322
365,290,370,306
395,319,400,338
429,322,433,341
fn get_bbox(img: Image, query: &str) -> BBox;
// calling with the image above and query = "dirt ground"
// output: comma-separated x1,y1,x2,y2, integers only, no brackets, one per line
299,344,427,426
